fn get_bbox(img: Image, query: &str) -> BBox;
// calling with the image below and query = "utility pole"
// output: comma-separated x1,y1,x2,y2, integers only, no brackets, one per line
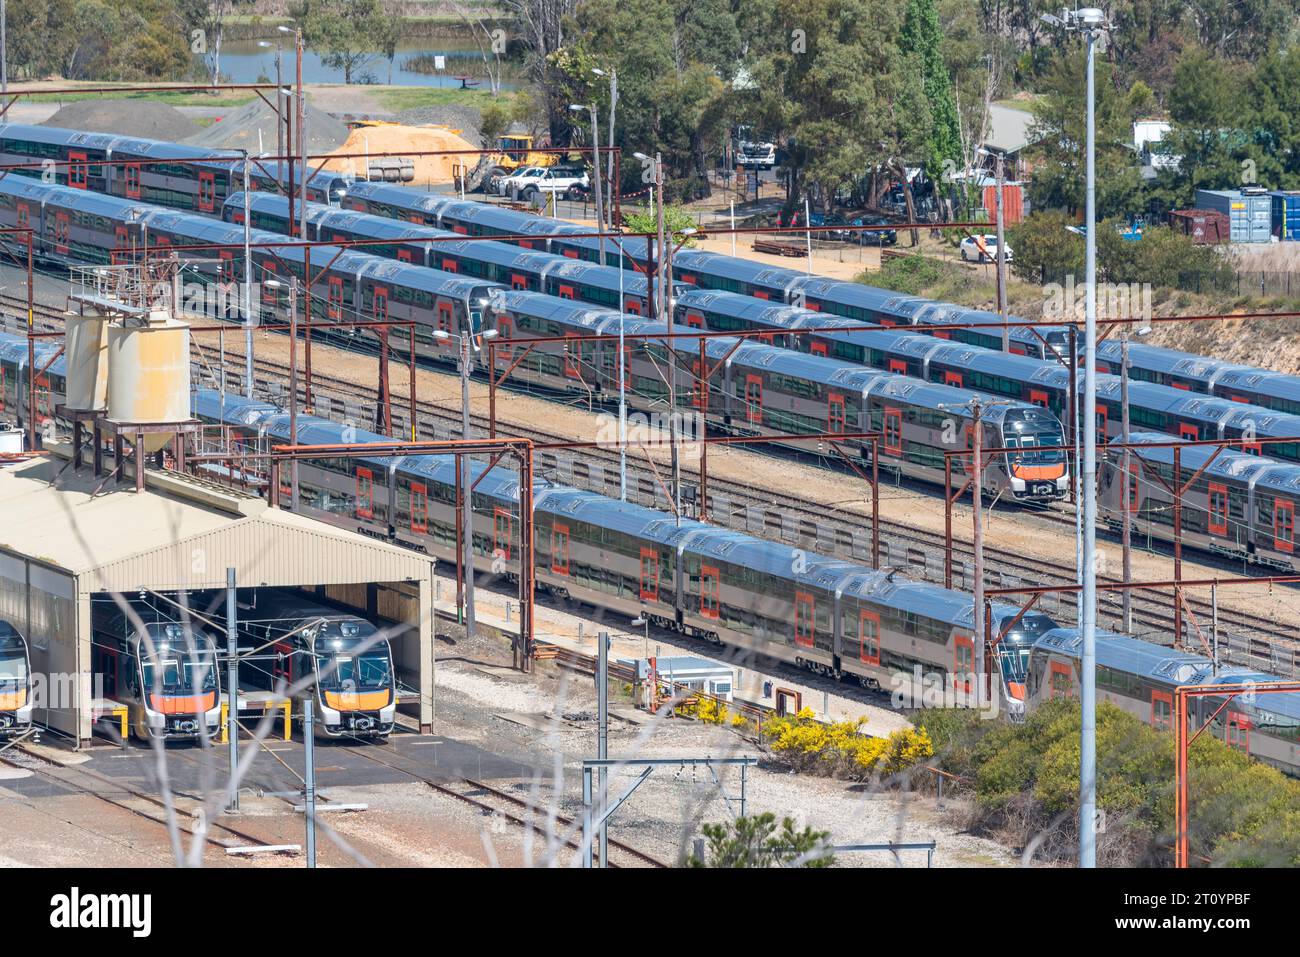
972,400,985,705
460,335,477,640
289,276,299,506
225,567,239,811
302,696,316,868
1045,4,1108,871
570,103,605,265
995,151,1008,351
2,0,8,95
597,631,609,867
1120,329,1132,633
296,28,307,245
241,152,253,398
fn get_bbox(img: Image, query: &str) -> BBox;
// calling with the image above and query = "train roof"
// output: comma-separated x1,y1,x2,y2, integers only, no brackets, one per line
673,249,806,295
191,390,280,427
677,288,854,330
1213,367,1300,403
1096,338,1245,382
0,336,65,376
486,287,619,326
1035,628,1209,683
543,258,656,296
1118,431,1295,487
681,525,861,586
534,486,711,542
341,180,460,213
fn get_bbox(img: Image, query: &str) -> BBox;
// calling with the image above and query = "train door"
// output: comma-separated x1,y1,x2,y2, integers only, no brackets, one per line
699,565,720,620
53,211,70,255
373,285,388,323
124,163,141,200
858,609,880,666
1127,461,1141,513
15,204,29,246
828,394,846,435
327,276,344,321
67,150,88,189
110,226,129,265
684,311,704,329
1048,660,1073,699
794,592,815,648
1225,711,1251,752
888,359,907,375
356,467,374,520
558,284,576,301
1095,403,1108,443
744,374,762,425
753,290,769,301
440,256,458,273
437,303,453,343
198,171,216,212
550,524,570,575
689,359,706,409
510,272,529,291
410,482,428,534
397,248,414,264
1208,483,1228,537
1151,689,1173,730
624,299,642,315
639,548,659,602
262,261,280,305
883,407,903,456
496,317,513,363
943,371,963,388
563,335,583,380
1274,498,1294,553
1029,389,1049,409
952,633,974,693
493,508,512,562
1178,422,1198,442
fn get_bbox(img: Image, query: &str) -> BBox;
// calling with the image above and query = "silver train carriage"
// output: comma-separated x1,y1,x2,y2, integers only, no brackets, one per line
223,191,677,316
0,330,68,438
90,598,223,742
1099,431,1300,572
486,289,1070,502
192,389,1059,714
233,589,396,739
0,620,33,737
0,122,347,212
1028,628,1300,776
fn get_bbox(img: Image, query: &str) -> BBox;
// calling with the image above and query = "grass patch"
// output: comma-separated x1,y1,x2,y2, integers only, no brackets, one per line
21,88,259,107
371,86,504,113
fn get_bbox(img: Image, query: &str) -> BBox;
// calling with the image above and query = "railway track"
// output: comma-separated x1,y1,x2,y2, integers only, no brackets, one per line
0,740,277,855
337,743,667,868
7,298,1300,676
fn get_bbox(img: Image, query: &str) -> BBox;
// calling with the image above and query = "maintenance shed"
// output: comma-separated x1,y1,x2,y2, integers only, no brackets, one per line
0,449,436,741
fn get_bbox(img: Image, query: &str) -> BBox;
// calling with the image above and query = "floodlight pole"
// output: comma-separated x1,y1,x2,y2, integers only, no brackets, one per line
225,567,239,811
995,150,1008,351
242,151,254,398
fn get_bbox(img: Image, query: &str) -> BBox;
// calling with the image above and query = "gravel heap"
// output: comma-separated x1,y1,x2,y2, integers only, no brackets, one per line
42,99,200,140
183,99,350,154
394,104,484,146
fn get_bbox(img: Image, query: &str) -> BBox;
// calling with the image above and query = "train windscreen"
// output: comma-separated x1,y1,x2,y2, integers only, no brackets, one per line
314,620,392,692
0,634,26,686
141,629,218,694
1003,410,1065,466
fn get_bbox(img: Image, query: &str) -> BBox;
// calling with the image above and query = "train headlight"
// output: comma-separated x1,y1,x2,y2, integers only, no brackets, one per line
1010,477,1025,492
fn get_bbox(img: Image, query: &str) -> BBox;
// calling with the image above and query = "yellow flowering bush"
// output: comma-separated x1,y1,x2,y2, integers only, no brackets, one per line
760,708,934,780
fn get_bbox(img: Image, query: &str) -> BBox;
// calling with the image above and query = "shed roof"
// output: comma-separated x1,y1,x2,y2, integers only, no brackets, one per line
0,455,431,593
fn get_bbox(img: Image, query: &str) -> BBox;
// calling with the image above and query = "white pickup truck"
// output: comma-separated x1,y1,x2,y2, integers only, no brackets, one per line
496,165,591,201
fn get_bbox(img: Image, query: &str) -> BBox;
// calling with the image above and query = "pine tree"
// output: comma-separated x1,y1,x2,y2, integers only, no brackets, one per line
901,0,961,184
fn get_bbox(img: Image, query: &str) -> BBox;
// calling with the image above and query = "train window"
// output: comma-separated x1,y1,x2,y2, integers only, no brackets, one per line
1208,483,1228,536
639,547,659,602
794,592,815,648
858,610,880,665
700,565,720,620
744,375,762,425
1226,712,1250,752
883,408,903,456
1275,499,1294,552
564,335,583,379
1049,661,1072,699
493,508,512,561
1151,690,1173,730
1095,403,1108,444
356,467,374,520
125,163,140,199
551,524,570,575
410,482,428,534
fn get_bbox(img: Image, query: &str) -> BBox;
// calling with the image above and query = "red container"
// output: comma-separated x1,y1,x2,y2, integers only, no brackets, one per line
983,183,1024,224
1169,209,1229,245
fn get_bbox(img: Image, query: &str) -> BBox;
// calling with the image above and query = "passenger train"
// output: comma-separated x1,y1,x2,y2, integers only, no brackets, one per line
193,389,1300,773
90,598,224,742
1028,629,1300,775
0,620,33,737
487,290,1070,502
0,122,348,212
233,590,397,739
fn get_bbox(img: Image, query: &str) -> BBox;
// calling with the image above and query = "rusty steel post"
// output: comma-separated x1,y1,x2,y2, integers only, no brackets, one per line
409,326,417,442
944,454,953,588
304,245,312,410
518,446,535,672
25,238,33,451
488,340,497,439
1174,687,1188,868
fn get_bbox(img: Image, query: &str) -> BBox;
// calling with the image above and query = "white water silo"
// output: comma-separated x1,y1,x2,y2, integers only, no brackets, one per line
106,310,191,452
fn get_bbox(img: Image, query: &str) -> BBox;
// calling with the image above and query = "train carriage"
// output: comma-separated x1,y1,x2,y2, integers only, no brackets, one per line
1028,629,1300,773
0,621,33,737
90,599,224,742
234,590,397,739
0,334,68,435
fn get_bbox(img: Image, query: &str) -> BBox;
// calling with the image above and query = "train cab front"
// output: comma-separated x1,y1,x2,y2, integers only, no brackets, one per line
1002,408,1069,502
992,610,1058,719
310,620,396,739
135,626,223,741
0,624,33,736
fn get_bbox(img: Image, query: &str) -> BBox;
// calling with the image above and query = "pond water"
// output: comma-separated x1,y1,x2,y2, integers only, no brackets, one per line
216,39,522,89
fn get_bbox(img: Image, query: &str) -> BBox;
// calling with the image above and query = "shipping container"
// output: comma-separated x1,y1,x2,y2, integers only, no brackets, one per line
1269,190,1300,240
982,183,1024,224
1194,188,1272,243
1169,208,1229,245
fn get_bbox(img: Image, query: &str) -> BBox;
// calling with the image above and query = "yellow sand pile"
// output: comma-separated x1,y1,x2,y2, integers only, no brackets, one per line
320,124,476,185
